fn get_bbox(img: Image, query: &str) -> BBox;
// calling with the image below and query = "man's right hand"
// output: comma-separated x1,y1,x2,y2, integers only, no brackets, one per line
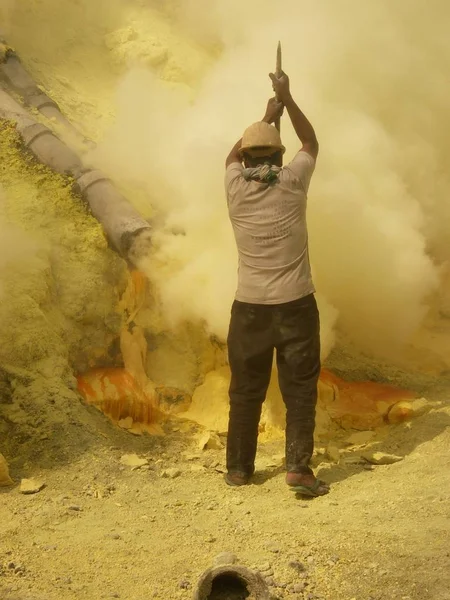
269,71,291,103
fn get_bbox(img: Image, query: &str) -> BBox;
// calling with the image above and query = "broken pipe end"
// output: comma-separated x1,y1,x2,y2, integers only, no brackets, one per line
193,564,270,600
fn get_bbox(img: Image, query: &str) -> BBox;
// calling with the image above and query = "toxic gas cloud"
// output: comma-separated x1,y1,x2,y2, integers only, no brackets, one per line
89,0,450,360
8,0,447,361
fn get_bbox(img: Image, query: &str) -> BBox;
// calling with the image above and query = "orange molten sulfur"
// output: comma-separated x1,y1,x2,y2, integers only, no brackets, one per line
321,369,415,406
77,364,418,433
77,367,154,425
320,368,416,428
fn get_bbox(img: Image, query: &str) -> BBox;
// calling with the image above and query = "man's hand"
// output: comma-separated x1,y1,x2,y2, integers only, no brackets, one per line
269,71,291,103
262,97,284,125
269,70,318,160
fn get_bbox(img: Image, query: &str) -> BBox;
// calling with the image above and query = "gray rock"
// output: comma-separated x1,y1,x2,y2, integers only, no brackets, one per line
362,451,403,465
267,543,280,554
19,478,45,494
214,552,237,566
161,468,181,479
289,560,306,572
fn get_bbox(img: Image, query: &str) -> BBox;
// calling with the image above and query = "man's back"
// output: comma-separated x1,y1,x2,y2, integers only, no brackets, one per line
225,150,316,304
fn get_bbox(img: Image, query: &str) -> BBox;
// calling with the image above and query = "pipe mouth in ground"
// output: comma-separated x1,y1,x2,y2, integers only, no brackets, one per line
194,565,270,600
207,572,250,599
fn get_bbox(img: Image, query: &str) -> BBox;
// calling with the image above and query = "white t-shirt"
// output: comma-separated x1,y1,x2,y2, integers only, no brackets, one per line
225,150,316,304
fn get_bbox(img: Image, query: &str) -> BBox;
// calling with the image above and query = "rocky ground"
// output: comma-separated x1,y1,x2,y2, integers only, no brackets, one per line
1,385,450,600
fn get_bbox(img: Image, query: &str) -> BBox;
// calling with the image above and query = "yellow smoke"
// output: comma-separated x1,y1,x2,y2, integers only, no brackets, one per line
4,0,449,361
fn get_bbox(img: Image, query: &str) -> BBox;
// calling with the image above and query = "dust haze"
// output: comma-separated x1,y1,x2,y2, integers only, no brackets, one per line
0,189,42,303
4,0,450,360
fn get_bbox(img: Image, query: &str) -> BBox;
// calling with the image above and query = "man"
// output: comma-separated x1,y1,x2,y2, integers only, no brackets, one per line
224,71,329,497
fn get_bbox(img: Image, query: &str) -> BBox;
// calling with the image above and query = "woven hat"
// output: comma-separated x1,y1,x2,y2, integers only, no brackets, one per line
240,121,285,157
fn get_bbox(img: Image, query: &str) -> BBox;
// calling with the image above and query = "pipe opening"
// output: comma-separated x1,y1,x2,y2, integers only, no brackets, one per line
208,573,250,600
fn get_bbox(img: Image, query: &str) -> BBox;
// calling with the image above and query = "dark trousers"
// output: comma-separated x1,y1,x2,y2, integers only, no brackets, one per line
226,294,321,476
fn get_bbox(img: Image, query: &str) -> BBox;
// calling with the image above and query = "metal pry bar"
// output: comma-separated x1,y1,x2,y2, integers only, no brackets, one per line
274,41,282,132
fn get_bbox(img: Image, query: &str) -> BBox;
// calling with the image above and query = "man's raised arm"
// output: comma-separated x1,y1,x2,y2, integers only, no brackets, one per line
225,139,243,168
269,72,319,160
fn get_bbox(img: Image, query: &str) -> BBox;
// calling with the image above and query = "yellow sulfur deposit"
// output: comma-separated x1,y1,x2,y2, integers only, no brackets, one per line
0,120,128,458
180,365,422,440
0,452,14,487
0,120,127,374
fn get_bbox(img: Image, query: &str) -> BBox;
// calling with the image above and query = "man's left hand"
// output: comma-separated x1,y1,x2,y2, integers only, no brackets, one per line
262,97,284,124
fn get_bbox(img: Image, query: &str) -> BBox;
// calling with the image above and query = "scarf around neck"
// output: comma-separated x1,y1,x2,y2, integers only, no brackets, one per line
242,163,281,184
